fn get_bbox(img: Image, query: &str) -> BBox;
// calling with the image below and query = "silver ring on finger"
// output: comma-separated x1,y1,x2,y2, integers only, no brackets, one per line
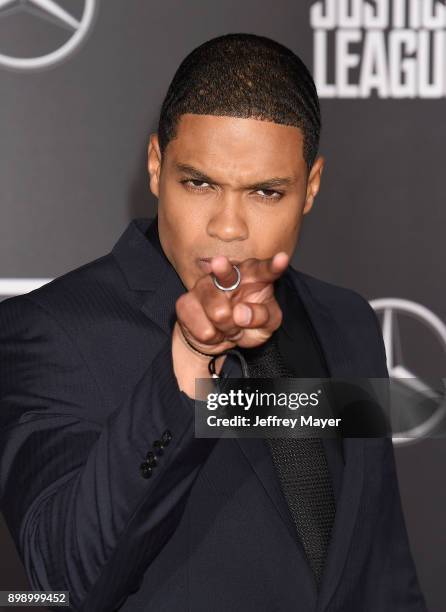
212,264,241,292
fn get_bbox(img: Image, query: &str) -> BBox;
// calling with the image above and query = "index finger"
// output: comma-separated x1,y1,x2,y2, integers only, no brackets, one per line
210,256,240,288
242,251,290,284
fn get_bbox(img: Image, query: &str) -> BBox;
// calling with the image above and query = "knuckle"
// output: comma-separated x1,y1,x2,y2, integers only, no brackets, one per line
211,305,231,323
199,326,215,342
176,293,196,317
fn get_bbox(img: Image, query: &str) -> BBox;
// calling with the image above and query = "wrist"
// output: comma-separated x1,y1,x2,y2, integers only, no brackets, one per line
173,322,228,373
172,323,227,396
176,322,216,359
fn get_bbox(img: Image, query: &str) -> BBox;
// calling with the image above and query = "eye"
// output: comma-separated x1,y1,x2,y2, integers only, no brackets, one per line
181,179,211,192
255,189,283,200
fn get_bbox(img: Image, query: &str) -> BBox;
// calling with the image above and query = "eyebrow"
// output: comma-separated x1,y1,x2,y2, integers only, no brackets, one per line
174,162,296,190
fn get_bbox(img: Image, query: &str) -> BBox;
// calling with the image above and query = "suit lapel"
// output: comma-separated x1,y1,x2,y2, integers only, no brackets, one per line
111,217,187,340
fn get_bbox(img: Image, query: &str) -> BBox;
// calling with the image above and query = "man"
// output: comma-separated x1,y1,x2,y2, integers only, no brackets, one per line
0,33,426,611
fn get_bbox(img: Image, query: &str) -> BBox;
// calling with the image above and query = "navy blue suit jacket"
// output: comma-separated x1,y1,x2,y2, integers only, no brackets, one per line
0,218,427,611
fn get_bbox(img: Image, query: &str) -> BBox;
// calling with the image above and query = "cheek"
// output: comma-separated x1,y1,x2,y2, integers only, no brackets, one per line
260,217,300,258
159,200,204,260
161,180,207,227
249,205,301,251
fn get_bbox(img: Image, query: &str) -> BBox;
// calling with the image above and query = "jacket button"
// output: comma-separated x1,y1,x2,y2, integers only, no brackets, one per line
153,439,164,455
140,461,153,479
161,429,172,445
146,451,157,467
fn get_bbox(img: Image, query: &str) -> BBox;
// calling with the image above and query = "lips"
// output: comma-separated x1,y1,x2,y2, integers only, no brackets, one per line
197,256,242,274
199,257,241,265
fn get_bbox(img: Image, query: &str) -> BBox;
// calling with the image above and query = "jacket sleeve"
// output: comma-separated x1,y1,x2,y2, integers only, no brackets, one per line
0,294,234,611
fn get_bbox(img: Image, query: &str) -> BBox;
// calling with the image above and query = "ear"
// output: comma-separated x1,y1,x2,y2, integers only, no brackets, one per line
147,133,162,198
303,155,325,215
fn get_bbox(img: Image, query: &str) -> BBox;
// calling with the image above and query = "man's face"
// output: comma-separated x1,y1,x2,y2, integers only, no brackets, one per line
148,113,324,290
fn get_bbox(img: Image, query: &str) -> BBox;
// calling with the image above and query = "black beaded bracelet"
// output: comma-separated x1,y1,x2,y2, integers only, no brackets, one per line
178,324,215,358
178,325,225,379
208,355,220,378
176,325,250,380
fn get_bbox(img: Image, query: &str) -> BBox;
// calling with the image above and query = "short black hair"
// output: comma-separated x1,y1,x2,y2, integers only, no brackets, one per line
157,33,321,173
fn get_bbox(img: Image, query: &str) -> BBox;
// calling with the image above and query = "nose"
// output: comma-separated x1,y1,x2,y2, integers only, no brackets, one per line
206,197,249,242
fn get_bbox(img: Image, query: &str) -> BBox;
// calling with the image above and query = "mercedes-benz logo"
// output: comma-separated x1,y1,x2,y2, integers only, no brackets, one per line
0,0,97,71
371,298,446,446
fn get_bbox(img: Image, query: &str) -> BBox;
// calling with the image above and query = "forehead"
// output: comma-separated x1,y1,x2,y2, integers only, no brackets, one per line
165,113,305,179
